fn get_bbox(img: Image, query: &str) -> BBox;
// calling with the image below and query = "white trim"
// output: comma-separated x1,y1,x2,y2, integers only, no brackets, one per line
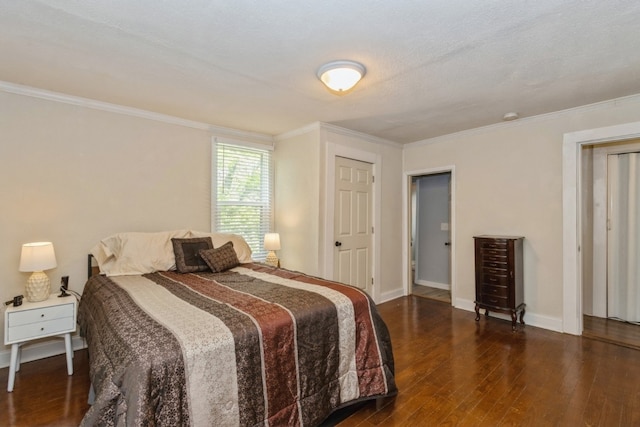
0,335,86,369
0,80,273,143
403,166,456,306
455,298,563,332
275,122,322,141
276,122,403,149
414,280,450,291
319,123,403,149
379,288,405,304
324,143,382,302
562,121,640,335
213,136,274,151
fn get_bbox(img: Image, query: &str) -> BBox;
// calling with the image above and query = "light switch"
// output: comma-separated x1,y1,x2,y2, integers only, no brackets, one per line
441,223,449,231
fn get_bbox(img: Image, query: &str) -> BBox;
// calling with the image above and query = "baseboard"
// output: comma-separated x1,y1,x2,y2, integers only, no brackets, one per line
378,287,405,304
0,335,87,369
414,280,450,291
454,298,563,333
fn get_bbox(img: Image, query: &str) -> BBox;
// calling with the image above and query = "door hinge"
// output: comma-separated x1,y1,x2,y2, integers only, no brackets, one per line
371,277,374,285
372,226,374,234
372,175,375,183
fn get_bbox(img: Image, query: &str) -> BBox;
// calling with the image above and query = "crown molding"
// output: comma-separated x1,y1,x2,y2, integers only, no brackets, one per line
319,122,403,149
406,92,640,149
0,80,273,144
274,122,322,141
276,121,402,149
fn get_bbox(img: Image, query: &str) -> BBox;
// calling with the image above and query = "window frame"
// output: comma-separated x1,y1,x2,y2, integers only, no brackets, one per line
211,137,274,261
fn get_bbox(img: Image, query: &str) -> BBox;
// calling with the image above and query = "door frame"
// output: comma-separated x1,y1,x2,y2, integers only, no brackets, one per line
403,166,456,305
563,120,640,335
413,172,452,290
324,143,382,301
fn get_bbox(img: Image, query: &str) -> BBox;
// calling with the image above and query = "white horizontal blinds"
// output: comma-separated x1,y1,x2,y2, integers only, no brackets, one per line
215,142,272,260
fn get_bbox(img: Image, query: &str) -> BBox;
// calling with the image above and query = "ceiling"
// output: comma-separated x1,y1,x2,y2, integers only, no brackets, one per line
2,1,640,144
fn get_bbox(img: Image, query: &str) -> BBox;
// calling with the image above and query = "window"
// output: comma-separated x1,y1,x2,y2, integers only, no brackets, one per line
213,140,273,260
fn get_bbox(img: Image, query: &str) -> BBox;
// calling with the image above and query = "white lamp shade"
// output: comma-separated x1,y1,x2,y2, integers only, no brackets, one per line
317,60,366,92
19,242,57,272
264,233,281,251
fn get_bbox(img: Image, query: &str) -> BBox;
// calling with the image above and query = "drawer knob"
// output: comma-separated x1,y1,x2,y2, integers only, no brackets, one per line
41,314,45,318
40,327,44,331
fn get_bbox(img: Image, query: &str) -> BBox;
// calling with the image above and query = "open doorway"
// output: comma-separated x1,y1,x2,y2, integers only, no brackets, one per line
410,172,452,304
582,139,640,348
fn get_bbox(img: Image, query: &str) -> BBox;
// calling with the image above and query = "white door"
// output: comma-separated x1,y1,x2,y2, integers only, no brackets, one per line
334,156,373,291
607,152,640,322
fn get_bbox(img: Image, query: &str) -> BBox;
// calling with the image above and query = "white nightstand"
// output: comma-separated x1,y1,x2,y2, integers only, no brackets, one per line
4,294,77,392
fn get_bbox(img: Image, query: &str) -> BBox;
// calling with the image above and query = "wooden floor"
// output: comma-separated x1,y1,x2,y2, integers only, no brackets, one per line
412,284,451,304
2,296,640,426
583,314,640,350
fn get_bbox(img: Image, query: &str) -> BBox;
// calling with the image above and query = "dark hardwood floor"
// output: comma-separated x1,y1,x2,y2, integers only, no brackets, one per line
583,314,640,350
2,296,640,426
412,284,451,304
0,349,91,426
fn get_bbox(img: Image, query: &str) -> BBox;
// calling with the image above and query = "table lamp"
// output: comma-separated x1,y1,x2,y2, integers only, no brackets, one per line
264,233,281,267
19,242,57,302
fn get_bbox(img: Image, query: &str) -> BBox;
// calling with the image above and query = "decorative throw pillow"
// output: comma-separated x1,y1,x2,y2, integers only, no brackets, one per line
172,237,213,273
199,241,240,273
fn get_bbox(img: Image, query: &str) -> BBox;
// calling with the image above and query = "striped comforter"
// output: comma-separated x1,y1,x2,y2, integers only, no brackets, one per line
78,263,396,426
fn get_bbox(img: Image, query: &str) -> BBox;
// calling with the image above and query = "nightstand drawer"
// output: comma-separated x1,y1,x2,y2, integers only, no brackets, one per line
7,317,75,342
7,303,74,327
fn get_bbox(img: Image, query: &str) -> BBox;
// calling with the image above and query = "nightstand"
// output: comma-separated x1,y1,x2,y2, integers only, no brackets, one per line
4,294,77,392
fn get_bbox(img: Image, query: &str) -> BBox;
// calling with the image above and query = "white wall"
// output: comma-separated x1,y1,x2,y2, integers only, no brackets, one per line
273,128,322,275
0,88,271,363
404,94,640,331
274,124,404,301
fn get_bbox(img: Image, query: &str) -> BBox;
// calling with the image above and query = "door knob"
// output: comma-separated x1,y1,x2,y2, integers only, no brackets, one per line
444,242,451,246
335,241,342,247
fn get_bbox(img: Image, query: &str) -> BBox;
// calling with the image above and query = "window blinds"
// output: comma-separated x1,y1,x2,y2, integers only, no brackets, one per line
214,142,273,260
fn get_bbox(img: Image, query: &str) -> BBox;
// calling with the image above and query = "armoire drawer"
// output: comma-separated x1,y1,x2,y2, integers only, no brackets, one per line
481,284,510,298
479,240,508,250
482,274,509,286
479,294,509,309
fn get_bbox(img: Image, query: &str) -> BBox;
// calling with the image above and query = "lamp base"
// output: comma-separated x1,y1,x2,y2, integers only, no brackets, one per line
25,271,51,302
265,251,279,267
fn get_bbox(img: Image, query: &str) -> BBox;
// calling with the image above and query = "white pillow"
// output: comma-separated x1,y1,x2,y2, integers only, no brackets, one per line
188,230,253,263
90,230,191,276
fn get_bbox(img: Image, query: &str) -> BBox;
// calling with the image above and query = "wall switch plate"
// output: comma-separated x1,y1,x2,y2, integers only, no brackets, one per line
440,222,449,231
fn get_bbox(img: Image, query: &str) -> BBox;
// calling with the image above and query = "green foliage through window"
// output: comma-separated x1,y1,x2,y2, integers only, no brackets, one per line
214,142,272,260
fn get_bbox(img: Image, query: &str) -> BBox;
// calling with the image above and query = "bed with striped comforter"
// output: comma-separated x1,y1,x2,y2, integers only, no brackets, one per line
77,263,396,426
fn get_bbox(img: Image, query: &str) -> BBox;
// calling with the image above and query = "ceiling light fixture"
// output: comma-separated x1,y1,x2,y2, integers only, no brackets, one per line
317,60,366,93
503,112,519,121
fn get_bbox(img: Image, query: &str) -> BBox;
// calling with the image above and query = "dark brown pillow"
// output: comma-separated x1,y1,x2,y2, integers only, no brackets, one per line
172,237,213,273
199,241,240,273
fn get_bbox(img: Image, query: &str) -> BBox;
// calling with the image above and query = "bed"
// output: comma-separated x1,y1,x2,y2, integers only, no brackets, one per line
77,230,396,426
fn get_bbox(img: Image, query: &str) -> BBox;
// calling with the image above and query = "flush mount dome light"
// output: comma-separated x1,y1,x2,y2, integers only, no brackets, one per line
317,60,366,93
